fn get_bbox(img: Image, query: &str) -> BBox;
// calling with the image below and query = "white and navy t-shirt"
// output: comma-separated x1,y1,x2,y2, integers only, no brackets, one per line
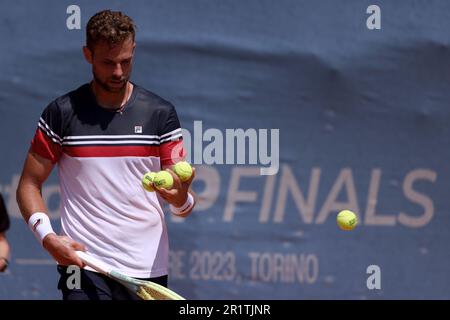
31,83,185,278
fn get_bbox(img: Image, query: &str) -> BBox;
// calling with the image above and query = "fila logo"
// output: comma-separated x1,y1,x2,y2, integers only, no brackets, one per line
134,126,143,134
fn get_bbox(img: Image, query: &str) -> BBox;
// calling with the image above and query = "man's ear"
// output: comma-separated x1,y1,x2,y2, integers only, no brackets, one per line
83,46,93,64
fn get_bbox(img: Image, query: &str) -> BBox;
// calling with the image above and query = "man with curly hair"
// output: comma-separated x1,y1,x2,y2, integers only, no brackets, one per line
16,10,195,300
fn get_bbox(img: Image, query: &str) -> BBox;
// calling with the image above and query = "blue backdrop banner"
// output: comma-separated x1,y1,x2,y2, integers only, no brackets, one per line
0,0,448,299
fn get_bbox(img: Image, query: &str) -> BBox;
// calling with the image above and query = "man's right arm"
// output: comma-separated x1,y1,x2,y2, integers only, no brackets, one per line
16,151,85,267
17,151,53,221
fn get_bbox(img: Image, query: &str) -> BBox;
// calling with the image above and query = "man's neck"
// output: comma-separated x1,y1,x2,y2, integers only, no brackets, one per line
91,81,133,111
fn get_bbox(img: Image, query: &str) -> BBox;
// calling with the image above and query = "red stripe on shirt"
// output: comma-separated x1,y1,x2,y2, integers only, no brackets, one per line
63,145,160,158
160,139,186,167
31,128,62,164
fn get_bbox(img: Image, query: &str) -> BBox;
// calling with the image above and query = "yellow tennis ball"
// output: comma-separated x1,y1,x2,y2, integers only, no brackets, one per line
142,172,156,192
173,161,193,182
153,171,174,190
337,210,358,231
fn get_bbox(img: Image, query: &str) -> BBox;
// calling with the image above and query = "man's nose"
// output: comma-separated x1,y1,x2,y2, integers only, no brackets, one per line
112,64,123,78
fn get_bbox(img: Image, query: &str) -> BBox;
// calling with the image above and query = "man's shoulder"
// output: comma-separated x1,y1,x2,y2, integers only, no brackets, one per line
45,83,90,113
134,84,175,112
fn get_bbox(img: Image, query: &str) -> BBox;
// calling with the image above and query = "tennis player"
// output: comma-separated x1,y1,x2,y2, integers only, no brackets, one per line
16,10,195,300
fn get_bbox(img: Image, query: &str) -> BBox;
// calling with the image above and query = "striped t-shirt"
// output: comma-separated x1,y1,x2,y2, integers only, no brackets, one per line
31,83,185,278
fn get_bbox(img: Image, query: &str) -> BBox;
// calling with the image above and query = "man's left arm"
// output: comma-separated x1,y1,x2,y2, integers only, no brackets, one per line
157,165,196,218
156,103,196,217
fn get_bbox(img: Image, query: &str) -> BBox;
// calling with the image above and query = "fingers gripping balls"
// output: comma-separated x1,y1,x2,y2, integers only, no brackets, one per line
142,170,173,191
141,162,193,192
142,172,156,192
153,171,174,190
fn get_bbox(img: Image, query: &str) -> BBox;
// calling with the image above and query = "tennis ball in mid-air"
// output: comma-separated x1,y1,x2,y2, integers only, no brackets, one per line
173,161,193,182
142,172,156,192
153,171,174,190
337,210,358,231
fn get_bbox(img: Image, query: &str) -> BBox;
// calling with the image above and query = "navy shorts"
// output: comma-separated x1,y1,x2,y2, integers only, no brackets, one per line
57,265,168,300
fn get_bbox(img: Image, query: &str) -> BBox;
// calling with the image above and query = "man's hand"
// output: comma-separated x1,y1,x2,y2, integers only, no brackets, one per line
42,234,86,267
155,167,196,208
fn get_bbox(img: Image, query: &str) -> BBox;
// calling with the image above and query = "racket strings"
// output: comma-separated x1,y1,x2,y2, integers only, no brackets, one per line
137,284,173,300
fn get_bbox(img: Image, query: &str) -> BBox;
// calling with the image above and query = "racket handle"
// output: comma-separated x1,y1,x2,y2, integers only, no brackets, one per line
76,251,111,275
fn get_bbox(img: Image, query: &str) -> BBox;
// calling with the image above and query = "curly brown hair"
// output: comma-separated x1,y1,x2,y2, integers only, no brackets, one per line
86,10,136,50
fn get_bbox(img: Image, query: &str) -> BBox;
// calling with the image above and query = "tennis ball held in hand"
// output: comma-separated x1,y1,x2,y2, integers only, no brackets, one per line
337,210,358,231
173,161,193,182
142,172,156,192
153,171,174,190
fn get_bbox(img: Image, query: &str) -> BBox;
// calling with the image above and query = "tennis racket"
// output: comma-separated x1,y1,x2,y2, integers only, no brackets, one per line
76,251,185,300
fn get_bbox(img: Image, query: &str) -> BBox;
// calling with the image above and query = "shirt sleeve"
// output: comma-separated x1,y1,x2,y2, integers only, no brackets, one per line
30,101,63,164
158,104,186,167
0,194,10,233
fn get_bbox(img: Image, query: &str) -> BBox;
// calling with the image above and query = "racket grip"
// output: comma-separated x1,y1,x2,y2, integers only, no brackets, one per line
76,251,111,275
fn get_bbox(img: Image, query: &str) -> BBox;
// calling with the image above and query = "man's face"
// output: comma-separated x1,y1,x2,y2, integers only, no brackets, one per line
84,37,135,93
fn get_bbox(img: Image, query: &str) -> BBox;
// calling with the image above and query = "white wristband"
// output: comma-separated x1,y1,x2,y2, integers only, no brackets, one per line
170,193,195,216
28,212,55,245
